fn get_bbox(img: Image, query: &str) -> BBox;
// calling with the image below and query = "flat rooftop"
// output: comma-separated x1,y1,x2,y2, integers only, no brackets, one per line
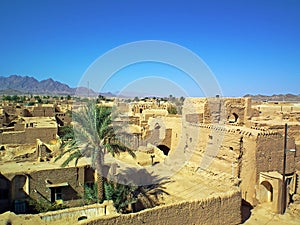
0,156,90,175
22,117,57,128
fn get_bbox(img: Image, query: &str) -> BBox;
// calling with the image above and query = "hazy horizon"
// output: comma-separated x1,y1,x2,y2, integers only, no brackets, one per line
1,74,300,98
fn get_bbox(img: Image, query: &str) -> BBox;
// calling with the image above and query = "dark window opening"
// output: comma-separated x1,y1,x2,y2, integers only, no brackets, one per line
155,123,160,129
0,189,9,199
51,187,62,202
157,145,170,156
85,182,95,189
229,113,239,123
78,216,88,221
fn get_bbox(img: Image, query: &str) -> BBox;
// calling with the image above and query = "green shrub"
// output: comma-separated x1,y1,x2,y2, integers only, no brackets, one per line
27,198,67,213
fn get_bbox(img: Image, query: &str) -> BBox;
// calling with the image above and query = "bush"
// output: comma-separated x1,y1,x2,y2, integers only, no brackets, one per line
167,105,177,114
104,181,137,213
82,183,99,205
27,198,67,213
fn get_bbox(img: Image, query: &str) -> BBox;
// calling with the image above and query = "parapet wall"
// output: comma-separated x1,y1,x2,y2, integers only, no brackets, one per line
81,190,241,225
0,127,57,144
39,201,116,223
183,97,252,125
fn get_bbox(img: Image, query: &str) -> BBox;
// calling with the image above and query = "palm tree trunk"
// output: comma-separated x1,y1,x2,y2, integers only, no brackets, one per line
95,151,104,202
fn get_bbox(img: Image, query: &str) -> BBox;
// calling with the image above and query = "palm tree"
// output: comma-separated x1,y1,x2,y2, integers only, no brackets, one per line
56,101,135,202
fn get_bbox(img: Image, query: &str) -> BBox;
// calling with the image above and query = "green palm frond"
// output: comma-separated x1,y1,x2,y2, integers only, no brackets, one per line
105,142,135,158
55,143,78,162
56,101,134,169
61,150,82,167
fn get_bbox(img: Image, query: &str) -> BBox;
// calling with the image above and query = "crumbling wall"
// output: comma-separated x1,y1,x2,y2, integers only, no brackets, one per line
145,117,177,152
203,98,223,124
256,134,296,176
81,190,241,225
160,116,182,153
183,97,252,125
55,113,72,126
185,113,203,123
239,135,258,205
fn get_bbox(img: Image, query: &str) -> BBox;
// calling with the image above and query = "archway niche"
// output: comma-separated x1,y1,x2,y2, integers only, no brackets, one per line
260,181,273,203
228,113,239,123
157,145,170,156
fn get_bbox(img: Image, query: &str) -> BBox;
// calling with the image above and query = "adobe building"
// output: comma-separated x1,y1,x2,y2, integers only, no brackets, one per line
55,112,72,126
102,97,299,214
0,103,62,145
179,98,298,213
129,99,170,115
138,97,299,214
0,117,58,145
0,161,97,214
1,96,299,222
1,104,55,118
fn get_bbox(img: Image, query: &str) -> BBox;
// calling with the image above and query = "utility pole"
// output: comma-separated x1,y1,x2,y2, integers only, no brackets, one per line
281,123,288,214
87,81,90,98
151,155,155,166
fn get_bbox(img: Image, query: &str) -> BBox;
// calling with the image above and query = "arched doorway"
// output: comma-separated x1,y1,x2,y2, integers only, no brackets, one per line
12,175,29,213
157,145,170,156
260,181,273,203
228,113,239,123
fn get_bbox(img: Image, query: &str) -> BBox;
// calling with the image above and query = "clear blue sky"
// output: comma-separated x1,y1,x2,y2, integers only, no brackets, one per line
0,0,299,97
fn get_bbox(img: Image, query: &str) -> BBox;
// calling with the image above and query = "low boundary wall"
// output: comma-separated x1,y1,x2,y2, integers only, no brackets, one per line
39,201,116,223
81,190,241,225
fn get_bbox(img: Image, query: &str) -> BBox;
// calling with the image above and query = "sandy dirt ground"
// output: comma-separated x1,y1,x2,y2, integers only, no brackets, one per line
242,203,300,225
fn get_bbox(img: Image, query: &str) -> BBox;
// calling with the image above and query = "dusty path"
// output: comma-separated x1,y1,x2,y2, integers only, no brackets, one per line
242,203,300,225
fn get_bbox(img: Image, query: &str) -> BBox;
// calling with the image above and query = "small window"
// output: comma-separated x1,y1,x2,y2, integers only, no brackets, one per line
55,187,62,200
51,187,62,202
78,216,88,221
85,182,95,189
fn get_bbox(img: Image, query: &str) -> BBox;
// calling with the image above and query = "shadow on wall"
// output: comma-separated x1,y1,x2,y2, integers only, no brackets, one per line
0,174,11,213
114,167,171,212
241,199,253,223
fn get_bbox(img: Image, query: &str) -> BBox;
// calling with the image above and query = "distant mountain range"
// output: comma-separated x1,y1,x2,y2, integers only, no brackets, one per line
1,75,299,101
0,75,115,96
244,94,300,102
